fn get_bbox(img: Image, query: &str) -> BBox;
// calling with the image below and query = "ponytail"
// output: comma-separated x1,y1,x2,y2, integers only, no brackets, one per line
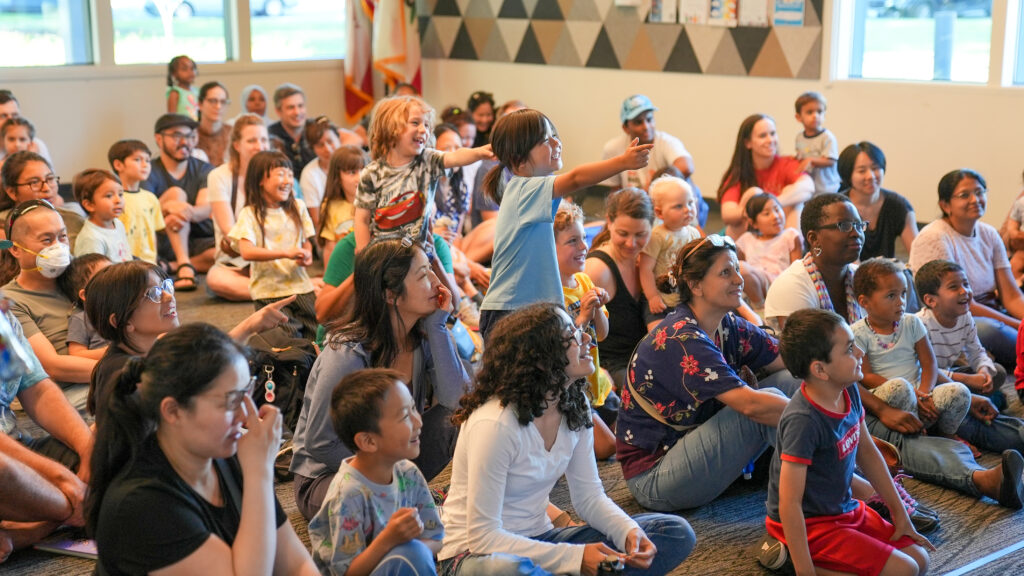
483,162,508,206
86,356,150,535
85,323,248,536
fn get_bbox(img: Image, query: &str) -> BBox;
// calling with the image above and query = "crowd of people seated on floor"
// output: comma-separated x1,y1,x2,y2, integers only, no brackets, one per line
3,77,1024,576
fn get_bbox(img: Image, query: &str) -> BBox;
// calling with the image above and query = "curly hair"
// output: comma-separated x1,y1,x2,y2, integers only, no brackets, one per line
453,303,592,431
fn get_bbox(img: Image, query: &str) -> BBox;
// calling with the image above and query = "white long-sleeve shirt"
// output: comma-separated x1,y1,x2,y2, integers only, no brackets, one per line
439,398,638,575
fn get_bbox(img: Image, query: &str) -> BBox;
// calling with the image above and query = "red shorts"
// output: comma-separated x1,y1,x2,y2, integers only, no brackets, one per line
766,500,916,576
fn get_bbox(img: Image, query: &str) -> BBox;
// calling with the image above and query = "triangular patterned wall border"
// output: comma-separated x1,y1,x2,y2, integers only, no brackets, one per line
419,1,822,79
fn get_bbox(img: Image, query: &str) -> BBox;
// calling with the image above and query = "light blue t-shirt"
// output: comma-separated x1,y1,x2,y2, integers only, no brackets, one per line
851,313,927,385
1,309,48,435
481,175,563,311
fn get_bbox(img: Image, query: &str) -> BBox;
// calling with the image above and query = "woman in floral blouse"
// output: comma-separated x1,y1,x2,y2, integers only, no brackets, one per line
615,235,799,511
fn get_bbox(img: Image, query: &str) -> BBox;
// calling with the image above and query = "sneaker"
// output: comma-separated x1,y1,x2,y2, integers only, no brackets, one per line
997,449,1024,510
865,475,940,534
755,534,793,573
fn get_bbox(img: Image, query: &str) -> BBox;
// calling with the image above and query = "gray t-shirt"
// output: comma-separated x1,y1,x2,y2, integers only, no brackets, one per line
4,278,75,356
67,309,108,351
355,149,447,248
794,129,840,195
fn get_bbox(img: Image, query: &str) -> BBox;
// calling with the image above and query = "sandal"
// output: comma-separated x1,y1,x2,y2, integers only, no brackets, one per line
173,262,198,292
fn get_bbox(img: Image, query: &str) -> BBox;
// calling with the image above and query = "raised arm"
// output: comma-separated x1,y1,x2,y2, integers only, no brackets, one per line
443,145,493,169
552,138,652,198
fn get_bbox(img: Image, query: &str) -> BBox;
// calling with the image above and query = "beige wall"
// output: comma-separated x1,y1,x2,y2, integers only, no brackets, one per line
5,3,1024,227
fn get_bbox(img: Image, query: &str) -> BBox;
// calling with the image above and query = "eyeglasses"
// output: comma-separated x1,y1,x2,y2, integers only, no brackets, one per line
680,234,735,264
143,278,175,304
204,98,230,107
161,131,193,142
210,375,257,412
15,174,58,193
565,325,584,347
817,220,869,233
952,189,986,201
4,198,56,239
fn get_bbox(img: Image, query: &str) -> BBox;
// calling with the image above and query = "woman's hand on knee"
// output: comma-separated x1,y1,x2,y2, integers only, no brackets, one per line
623,528,657,569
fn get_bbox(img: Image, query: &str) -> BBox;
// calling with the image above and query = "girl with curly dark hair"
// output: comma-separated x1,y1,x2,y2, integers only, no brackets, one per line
438,303,695,576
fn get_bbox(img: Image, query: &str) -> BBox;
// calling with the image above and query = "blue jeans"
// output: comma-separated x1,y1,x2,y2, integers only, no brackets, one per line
866,414,982,497
439,513,695,576
627,385,790,511
975,317,1017,372
958,413,1024,454
372,540,438,576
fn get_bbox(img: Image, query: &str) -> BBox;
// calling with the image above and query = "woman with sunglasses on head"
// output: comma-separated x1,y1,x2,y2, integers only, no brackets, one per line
87,323,319,576
617,235,800,511
466,91,495,147
439,303,694,576
909,169,1024,371
85,260,294,419
290,237,471,521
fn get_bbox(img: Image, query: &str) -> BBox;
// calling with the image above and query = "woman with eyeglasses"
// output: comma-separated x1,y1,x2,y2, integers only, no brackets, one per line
438,303,694,576
196,81,232,168
0,150,84,248
837,142,917,260
616,235,799,511
764,193,868,332
85,260,293,418
290,237,470,520
87,323,319,576
909,169,1024,371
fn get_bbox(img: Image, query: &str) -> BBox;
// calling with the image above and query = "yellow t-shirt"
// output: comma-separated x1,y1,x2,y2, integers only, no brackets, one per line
229,200,316,300
562,272,613,406
319,198,356,242
119,189,166,263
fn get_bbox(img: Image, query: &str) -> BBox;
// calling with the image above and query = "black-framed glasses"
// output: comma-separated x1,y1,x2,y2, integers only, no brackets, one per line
817,220,869,233
680,234,735,264
160,130,193,142
4,198,55,239
209,375,257,412
143,278,175,304
15,174,58,193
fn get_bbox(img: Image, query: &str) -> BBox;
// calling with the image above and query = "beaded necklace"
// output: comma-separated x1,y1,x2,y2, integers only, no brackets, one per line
865,318,900,350
802,253,865,323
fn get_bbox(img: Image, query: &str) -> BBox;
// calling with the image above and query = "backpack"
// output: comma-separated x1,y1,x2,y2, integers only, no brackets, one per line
246,327,317,433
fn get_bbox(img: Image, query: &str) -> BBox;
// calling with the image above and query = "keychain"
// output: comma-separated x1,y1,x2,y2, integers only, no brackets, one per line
263,364,276,403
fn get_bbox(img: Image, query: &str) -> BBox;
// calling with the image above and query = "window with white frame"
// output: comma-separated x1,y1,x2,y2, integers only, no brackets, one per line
842,0,993,83
0,0,92,66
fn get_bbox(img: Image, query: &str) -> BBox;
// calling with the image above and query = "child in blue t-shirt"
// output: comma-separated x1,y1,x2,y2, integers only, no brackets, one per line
478,108,652,340
765,309,932,576
308,368,443,576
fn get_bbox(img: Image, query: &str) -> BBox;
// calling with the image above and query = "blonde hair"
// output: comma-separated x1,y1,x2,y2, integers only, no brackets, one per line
367,95,436,161
649,175,693,209
228,114,267,175
554,200,584,234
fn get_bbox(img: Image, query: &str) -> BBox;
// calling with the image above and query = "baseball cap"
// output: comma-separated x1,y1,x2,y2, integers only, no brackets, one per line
154,113,198,134
620,95,657,123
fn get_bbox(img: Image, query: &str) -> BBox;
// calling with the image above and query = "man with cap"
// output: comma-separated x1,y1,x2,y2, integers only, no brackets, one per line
144,113,216,291
601,94,708,227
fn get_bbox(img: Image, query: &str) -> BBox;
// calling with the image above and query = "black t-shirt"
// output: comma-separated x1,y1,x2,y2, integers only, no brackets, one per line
144,156,215,239
268,121,316,171
95,436,287,576
840,188,913,260
89,345,134,416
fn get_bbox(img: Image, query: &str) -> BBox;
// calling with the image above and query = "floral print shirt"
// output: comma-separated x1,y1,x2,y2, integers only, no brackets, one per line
616,303,780,479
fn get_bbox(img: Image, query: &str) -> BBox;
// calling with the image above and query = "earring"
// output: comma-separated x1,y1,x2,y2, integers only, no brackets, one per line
813,246,822,257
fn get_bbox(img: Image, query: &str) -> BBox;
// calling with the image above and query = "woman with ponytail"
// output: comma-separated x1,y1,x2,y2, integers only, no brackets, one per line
87,323,317,576
478,109,652,339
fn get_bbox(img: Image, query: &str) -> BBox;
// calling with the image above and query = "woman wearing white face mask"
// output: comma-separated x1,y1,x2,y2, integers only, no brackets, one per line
0,199,96,405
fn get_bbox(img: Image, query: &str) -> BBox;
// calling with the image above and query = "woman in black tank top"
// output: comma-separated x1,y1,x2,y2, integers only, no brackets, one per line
584,188,653,388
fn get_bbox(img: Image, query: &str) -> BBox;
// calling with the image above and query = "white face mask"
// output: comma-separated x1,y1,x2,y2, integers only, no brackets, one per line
17,242,71,279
